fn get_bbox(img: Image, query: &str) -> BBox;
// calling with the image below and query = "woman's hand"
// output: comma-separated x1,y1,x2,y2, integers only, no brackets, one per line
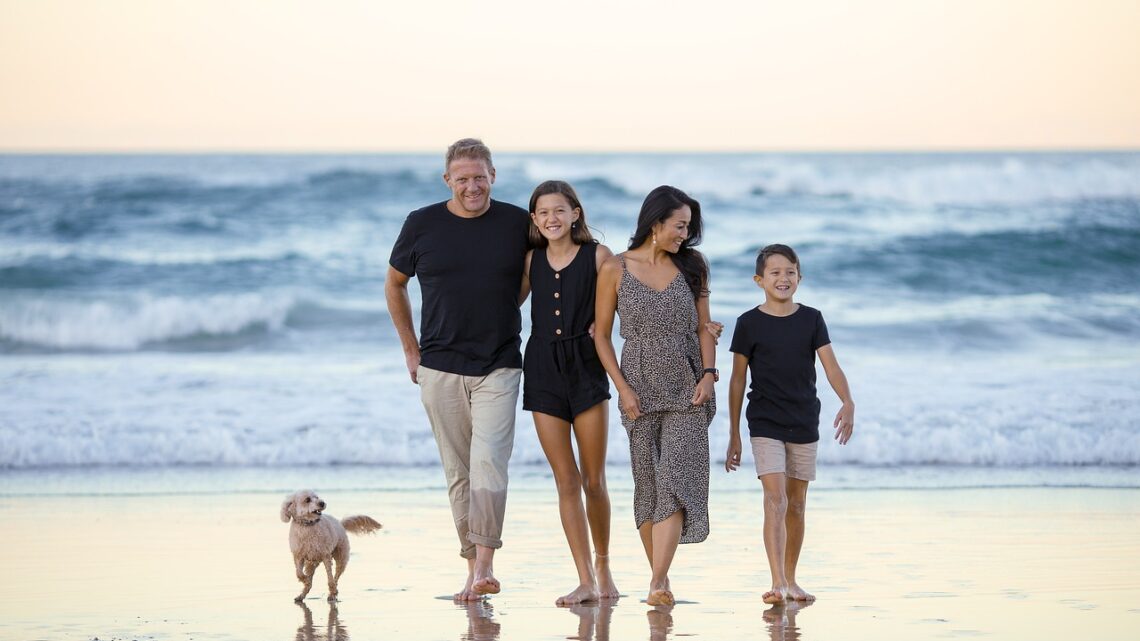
619,386,643,421
691,374,715,406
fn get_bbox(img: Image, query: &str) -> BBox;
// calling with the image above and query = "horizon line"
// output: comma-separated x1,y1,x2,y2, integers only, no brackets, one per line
2,145,1138,155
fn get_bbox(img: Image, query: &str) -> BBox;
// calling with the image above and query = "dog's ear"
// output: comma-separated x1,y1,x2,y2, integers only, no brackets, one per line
280,494,295,523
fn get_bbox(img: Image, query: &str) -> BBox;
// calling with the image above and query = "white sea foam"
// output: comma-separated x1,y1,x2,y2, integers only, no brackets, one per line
0,293,296,349
2,349,1137,468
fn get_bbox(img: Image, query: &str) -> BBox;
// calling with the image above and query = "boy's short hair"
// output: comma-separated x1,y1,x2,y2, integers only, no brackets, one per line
445,138,493,170
756,244,801,276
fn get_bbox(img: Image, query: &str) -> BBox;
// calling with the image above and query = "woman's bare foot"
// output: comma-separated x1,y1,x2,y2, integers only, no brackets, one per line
556,583,601,606
786,583,815,602
595,553,620,599
762,586,786,604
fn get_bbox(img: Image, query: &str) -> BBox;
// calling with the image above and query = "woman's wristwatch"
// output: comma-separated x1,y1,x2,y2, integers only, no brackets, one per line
702,367,719,382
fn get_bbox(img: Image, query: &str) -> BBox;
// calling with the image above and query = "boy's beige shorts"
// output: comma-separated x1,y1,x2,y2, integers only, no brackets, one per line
751,436,818,481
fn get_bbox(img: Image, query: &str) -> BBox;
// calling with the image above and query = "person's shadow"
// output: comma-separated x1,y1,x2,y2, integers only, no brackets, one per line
458,599,501,641
560,601,615,641
762,600,812,641
295,601,349,641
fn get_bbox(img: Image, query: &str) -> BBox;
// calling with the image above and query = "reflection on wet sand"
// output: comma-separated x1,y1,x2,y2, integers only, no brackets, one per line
295,602,349,641
763,600,812,641
458,599,501,641
647,605,674,641
562,601,616,641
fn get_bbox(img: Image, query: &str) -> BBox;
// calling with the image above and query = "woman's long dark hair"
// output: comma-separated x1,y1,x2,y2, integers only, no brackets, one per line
629,185,708,299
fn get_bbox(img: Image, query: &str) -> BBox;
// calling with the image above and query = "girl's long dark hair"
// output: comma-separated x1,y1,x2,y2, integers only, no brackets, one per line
629,185,709,299
528,180,596,248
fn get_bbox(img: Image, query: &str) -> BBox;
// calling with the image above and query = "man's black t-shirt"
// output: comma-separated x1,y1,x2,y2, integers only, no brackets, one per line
389,199,529,376
729,305,831,443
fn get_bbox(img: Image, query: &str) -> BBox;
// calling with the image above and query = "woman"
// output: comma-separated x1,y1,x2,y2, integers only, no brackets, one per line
594,185,717,607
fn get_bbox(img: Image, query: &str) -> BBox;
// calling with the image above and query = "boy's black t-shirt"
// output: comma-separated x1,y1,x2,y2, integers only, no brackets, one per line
389,199,529,376
729,305,831,443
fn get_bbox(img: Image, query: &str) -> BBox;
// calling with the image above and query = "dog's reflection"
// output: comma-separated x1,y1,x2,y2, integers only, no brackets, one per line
560,602,615,641
457,599,500,641
762,600,812,641
295,602,349,641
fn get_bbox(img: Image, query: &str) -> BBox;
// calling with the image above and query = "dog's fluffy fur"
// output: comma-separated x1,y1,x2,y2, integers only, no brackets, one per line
280,490,382,602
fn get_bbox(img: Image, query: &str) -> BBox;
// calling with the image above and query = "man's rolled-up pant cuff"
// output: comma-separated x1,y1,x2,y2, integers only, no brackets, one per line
466,532,503,549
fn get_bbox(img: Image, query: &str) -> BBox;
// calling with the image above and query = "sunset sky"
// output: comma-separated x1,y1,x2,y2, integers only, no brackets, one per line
2,0,1137,151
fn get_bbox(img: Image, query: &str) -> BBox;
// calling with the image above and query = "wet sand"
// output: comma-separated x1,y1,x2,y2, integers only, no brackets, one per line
1,466,1138,640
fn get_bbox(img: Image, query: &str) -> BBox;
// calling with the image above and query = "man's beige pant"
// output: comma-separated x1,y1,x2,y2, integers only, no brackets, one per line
418,365,520,559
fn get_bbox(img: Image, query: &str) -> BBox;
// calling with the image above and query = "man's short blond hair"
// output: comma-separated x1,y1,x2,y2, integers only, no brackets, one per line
445,138,493,171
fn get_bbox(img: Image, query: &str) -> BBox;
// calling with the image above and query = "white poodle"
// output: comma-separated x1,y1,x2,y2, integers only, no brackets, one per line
280,490,382,601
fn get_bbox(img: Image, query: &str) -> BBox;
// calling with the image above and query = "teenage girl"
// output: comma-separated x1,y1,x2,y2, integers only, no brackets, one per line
521,180,619,605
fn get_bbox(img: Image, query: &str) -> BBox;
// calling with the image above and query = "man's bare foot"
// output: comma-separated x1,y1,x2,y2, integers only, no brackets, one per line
786,583,815,602
453,570,482,601
762,587,786,604
473,575,501,595
646,589,674,606
556,583,600,606
595,553,620,599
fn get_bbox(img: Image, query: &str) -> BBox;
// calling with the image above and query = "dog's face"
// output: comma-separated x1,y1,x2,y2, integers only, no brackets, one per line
281,490,327,523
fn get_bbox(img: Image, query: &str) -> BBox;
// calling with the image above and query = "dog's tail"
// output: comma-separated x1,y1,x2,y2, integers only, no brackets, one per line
342,515,382,535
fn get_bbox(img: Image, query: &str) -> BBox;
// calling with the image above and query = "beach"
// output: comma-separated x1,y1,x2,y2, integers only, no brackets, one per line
2,151,1139,639
2,464,1137,641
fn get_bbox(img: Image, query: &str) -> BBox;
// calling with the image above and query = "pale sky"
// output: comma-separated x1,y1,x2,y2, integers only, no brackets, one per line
1,0,1138,151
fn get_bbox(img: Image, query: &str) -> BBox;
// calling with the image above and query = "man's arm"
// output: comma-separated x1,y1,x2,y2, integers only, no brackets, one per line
385,266,421,384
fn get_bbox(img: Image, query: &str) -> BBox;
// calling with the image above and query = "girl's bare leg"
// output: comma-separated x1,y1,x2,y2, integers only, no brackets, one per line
535,411,600,605
572,402,619,598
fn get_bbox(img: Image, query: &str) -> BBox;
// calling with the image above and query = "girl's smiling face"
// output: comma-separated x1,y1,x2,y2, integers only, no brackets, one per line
653,205,692,253
755,253,800,302
531,193,580,242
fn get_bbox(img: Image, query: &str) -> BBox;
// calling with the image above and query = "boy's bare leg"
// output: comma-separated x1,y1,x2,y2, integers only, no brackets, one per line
784,477,815,602
760,472,789,604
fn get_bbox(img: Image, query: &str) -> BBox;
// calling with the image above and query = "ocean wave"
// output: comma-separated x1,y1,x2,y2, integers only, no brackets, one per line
510,153,1140,205
0,293,297,350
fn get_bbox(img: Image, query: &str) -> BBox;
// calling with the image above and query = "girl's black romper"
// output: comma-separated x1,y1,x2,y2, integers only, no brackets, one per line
523,242,611,421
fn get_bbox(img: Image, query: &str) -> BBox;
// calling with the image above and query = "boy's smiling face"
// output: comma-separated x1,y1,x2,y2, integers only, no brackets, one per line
755,253,800,303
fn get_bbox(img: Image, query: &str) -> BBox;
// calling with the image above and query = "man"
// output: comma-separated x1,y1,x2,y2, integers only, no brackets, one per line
385,138,530,601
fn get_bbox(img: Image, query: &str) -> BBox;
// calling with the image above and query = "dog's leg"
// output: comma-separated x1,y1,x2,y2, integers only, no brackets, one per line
295,560,318,602
323,559,339,602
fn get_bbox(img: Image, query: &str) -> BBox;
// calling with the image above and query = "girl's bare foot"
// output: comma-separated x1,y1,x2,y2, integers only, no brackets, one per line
556,583,601,605
786,583,815,602
595,552,620,599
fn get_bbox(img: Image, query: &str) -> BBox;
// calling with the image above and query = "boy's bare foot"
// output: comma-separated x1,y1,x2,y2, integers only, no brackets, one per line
786,583,815,602
762,587,786,604
556,583,601,605
595,553,620,599
646,589,674,606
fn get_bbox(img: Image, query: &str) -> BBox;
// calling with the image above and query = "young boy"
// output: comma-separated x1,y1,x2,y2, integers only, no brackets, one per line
725,243,855,604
